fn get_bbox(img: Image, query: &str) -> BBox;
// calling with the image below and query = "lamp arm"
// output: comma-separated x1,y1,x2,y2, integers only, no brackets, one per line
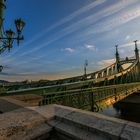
0,36,24,40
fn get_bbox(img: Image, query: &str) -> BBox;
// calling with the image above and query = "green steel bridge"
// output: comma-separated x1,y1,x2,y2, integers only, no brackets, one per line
1,0,140,112
1,41,140,112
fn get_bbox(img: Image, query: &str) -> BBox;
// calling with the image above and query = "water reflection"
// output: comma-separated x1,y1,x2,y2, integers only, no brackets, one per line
99,105,121,118
99,104,140,123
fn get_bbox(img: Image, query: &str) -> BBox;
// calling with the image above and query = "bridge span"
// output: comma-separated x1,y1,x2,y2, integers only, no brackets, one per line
1,41,140,112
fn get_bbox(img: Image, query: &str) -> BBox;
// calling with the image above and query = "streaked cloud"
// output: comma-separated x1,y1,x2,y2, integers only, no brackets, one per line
85,44,96,51
8,0,138,58
22,0,106,46
116,40,140,57
125,35,131,41
6,0,106,59
119,40,140,48
62,47,75,53
83,5,140,37
97,59,115,68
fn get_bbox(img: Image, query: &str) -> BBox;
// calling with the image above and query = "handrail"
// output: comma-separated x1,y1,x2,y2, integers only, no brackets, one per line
41,82,140,111
42,82,140,96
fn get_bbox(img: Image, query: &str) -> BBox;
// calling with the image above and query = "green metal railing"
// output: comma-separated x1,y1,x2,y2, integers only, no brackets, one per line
41,82,140,112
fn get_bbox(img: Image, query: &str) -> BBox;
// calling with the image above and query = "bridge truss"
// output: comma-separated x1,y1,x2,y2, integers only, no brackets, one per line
41,83,140,112
1,41,140,112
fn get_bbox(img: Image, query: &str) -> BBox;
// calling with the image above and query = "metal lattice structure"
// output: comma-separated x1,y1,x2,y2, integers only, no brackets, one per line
41,83,140,112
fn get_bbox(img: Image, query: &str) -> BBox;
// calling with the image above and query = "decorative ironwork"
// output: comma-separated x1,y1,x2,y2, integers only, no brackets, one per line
0,18,25,53
41,82,140,112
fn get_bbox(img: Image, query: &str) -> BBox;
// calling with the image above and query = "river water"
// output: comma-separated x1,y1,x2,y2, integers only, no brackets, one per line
99,106,121,118
99,105,140,123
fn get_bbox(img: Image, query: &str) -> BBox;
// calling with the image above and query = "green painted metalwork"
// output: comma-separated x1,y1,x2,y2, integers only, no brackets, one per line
40,82,140,112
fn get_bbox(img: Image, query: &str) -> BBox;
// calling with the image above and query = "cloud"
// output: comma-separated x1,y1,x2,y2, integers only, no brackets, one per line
0,65,83,82
116,41,140,57
97,59,115,68
62,48,75,53
7,0,137,59
6,0,106,59
22,0,106,46
85,44,96,51
83,5,140,37
119,40,140,48
118,41,139,56
125,35,131,41
0,73,79,82
86,59,116,73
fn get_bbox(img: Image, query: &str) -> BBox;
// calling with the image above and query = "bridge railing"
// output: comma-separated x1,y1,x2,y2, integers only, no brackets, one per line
40,82,140,112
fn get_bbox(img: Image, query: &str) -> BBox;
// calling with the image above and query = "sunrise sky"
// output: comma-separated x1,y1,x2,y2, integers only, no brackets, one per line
0,0,140,81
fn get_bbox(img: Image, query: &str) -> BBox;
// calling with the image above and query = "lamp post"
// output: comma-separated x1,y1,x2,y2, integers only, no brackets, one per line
0,0,25,54
0,18,25,53
0,0,25,72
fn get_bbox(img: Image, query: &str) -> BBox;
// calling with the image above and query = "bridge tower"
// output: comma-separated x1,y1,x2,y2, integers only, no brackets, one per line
115,45,120,63
133,40,140,82
134,40,139,62
115,45,122,73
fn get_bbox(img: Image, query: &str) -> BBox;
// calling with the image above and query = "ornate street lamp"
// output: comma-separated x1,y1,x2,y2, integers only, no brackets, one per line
0,18,25,53
15,18,25,45
0,0,25,54
0,0,25,72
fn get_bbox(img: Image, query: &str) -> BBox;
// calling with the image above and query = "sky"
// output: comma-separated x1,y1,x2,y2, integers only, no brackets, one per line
1,0,140,82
